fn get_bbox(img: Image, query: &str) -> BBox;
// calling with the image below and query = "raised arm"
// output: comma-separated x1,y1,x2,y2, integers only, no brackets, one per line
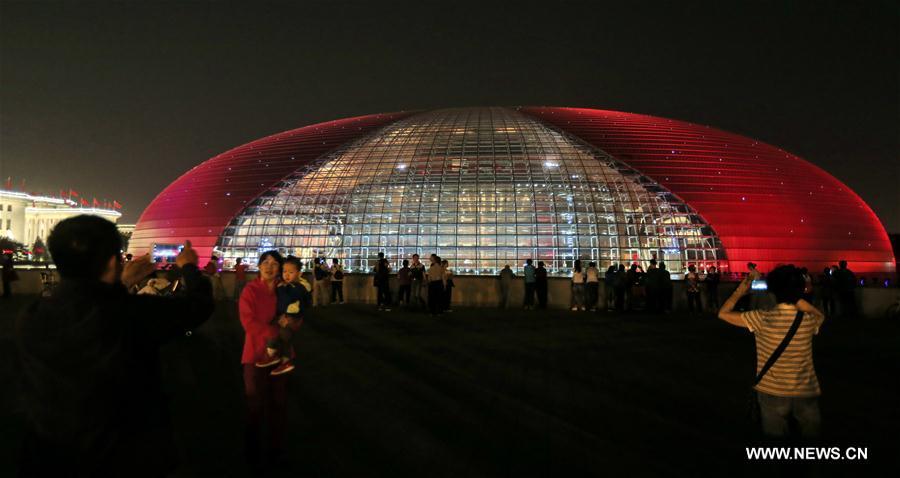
717,275,754,328
131,240,216,342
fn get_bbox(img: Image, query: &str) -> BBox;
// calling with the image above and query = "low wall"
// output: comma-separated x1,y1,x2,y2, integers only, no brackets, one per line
8,270,900,318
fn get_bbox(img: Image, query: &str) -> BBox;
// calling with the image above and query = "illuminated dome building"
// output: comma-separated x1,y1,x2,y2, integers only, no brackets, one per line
130,107,895,275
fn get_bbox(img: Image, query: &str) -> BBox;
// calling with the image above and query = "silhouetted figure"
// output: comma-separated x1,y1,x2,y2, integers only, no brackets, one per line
604,265,617,311
234,257,249,302
426,254,444,316
313,257,331,307
659,262,673,312
625,264,639,311
499,265,514,308
204,255,225,300
330,258,345,304
409,254,426,309
374,252,392,311
442,260,454,312
645,260,661,313
705,266,721,311
686,265,702,313
397,259,411,306
585,261,600,311
835,260,857,318
800,267,813,304
614,264,627,311
571,260,585,311
1,252,15,298
536,261,549,309
16,215,213,477
818,267,836,317
523,259,536,310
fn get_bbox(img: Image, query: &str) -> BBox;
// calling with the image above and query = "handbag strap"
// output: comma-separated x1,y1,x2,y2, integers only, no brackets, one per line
754,310,804,385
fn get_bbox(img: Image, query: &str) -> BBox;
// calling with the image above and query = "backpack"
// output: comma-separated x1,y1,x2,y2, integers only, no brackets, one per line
334,268,344,280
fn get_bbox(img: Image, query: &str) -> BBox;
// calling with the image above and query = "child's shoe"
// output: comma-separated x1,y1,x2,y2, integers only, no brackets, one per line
270,360,295,376
255,347,281,368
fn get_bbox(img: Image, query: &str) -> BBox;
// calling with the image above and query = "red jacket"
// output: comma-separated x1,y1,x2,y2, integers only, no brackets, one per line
239,278,300,364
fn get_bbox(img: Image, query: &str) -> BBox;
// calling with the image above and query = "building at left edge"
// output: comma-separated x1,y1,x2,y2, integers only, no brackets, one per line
0,190,121,249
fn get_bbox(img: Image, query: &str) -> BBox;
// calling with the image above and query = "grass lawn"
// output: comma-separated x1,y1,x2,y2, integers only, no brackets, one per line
1,296,897,477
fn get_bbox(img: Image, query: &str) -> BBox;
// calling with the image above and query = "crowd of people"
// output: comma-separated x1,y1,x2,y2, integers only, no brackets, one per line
218,251,864,318
7,214,885,474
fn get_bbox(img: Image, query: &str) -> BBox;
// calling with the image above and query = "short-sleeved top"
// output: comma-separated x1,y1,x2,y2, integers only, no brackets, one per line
523,265,536,283
741,304,825,397
572,270,586,284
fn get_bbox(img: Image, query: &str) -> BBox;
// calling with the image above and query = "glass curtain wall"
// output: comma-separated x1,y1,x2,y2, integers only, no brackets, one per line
216,107,724,274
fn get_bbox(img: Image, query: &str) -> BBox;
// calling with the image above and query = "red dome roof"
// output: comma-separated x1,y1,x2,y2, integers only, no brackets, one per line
130,112,413,262
131,107,895,275
520,107,895,273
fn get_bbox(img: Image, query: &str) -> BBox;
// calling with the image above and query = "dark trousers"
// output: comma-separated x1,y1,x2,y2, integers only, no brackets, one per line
614,287,625,311
398,284,411,305
428,281,444,315
821,294,835,317
706,286,719,310
524,282,536,307
687,291,702,312
376,284,391,307
536,282,548,309
243,364,288,467
838,291,857,317
410,280,423,307
586,282,599,309
331,281,343,302
605,284,616,309
646,287,659,313
1,279,9,298
499,283,511,308
443,285,453,310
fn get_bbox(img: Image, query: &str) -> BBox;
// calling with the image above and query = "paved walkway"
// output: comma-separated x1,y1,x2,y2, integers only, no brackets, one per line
2,297,897,476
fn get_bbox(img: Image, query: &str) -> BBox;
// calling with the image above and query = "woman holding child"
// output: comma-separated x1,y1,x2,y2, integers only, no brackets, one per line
238,250,305,469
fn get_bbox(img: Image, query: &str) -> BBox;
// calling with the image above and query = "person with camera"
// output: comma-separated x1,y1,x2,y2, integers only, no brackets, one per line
15,215,214,476
717,264,825,440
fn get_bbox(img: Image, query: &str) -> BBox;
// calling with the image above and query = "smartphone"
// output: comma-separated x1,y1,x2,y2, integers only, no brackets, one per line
751,279,768,291
152,243,184,265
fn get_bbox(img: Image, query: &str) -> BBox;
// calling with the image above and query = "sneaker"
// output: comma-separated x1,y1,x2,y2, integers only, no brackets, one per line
270,361,295,376
571,306,578,311
340,301,345,304
255,357,280,368
384,308,392,312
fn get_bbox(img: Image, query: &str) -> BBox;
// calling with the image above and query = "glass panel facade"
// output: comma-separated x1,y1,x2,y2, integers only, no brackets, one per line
217,108,724,275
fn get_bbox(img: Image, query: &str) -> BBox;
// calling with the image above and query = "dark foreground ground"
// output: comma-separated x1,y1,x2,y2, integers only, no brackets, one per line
1,296,898,477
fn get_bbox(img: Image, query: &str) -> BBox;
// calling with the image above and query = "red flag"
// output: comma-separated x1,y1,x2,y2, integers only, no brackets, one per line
60,189,66,199
69,189,79,198
92,198,100,208
113,200,122,209
80,198,89,207
4,177,10,190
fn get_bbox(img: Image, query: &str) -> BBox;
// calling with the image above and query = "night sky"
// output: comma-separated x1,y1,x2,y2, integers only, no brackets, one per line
1,1,897,231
